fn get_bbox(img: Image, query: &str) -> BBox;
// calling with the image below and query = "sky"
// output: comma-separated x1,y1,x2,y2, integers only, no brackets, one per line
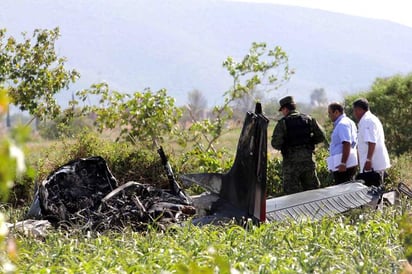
229,0,412,28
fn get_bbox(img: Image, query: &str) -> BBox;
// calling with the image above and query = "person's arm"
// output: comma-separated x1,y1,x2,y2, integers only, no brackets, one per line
311,118,327,145
338,141,351,172
271,120,285,150
363,142,376,171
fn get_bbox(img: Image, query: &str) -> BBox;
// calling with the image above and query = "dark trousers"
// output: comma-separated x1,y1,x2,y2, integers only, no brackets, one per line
333,166,357,184
282,160,320,195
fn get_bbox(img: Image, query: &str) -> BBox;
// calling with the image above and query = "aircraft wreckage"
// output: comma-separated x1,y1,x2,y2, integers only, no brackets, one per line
18,103,412,234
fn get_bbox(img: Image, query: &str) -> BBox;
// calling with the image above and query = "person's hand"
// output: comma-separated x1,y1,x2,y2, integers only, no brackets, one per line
364,160,372,171
337,163,347,172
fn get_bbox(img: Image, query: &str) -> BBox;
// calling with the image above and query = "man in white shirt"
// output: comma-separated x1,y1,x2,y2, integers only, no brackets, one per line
352,98,390,185
327,102,358,184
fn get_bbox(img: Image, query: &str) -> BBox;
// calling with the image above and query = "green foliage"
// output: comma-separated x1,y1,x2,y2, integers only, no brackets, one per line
13,206,407,273
344,73,412,155
0,90,32,202
0,139,16,202
179,145,233,174
34,131,168,190
315,147,334,188
183,42,291,166
75,83,182,147
267,156,283,197
399,213,412,264
223,42,291,94
384,153,412,190
0,28,79,119
0,90,30,273
38,110,93,140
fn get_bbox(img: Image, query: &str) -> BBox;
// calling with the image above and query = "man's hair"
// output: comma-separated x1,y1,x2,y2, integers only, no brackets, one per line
284,103,296,111
353,98,369,111
328,102,343,113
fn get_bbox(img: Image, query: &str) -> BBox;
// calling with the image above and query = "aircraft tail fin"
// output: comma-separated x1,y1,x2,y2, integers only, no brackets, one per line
181,103,269,222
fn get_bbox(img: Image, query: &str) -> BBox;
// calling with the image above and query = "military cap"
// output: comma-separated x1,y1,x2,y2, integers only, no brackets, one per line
278,96,295,111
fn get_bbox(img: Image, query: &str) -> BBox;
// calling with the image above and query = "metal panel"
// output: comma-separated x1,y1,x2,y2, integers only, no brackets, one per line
266,182,382,222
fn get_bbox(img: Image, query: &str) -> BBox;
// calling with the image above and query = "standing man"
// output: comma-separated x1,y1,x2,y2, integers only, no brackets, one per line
271,96,326,195
327,102,358,184
352,98,390,185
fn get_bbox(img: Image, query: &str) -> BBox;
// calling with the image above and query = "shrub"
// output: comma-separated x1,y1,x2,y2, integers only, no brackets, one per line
267,156,283,197
38,114,93,140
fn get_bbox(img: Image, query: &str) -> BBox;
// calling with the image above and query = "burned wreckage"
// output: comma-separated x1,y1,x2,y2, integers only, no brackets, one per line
25,103,410,231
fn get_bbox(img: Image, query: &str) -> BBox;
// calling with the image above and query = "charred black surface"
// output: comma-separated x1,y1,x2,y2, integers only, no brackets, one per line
219,103,268,220
39,156,118,223
90,182,196,231
32,155,195,231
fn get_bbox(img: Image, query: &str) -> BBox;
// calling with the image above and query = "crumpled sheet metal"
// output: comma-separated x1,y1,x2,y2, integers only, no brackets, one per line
6,220,52,239
27,156,196,231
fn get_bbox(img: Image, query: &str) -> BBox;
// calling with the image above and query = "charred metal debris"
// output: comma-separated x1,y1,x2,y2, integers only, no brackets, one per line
27,149,196,232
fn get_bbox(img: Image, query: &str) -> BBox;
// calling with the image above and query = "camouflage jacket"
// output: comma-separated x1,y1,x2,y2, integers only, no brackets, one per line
271,110,326,159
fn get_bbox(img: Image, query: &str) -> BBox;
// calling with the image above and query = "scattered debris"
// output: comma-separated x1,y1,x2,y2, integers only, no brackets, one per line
6,220,51,239
26,153,195,232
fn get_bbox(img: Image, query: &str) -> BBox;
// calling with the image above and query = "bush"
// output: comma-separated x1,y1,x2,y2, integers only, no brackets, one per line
384,153,412,190
38,115,93,140
315,147,334,187
267,156,283,197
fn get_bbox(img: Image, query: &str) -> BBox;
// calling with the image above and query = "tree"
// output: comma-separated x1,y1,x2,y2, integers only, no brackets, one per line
187,42,292,152
0,28,79,120
75,83,182,147
310,88,328,107
38,109,93,140
344,73,412,155
186,89,208,121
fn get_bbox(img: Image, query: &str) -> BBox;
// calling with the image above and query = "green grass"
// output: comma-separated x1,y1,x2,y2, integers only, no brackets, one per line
13,206,407,273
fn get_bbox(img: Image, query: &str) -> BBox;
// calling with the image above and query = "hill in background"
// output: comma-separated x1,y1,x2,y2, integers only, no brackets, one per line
1,0,412,107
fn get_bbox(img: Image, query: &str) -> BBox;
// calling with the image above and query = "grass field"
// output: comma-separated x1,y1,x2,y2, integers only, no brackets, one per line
11,206,408,273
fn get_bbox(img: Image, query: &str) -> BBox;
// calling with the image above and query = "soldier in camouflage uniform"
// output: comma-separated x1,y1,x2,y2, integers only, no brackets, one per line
271,96,326,195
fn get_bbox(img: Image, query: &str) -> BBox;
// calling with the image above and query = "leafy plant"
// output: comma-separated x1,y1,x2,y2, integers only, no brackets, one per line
38,109,93,140
0,28,79,120
0,89,30,273
13,206,407,273
186,42,292,153
75,83,182,147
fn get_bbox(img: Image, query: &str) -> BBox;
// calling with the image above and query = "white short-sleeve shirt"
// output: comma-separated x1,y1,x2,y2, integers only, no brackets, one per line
357,111,390,171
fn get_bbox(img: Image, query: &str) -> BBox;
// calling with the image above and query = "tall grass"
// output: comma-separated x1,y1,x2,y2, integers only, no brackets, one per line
13,205,406,273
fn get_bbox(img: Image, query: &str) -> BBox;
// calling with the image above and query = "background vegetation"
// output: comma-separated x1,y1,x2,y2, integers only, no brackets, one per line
1,28,412,273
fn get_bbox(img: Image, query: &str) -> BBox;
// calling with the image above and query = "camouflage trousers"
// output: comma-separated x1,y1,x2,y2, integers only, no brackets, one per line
282,158,320,195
